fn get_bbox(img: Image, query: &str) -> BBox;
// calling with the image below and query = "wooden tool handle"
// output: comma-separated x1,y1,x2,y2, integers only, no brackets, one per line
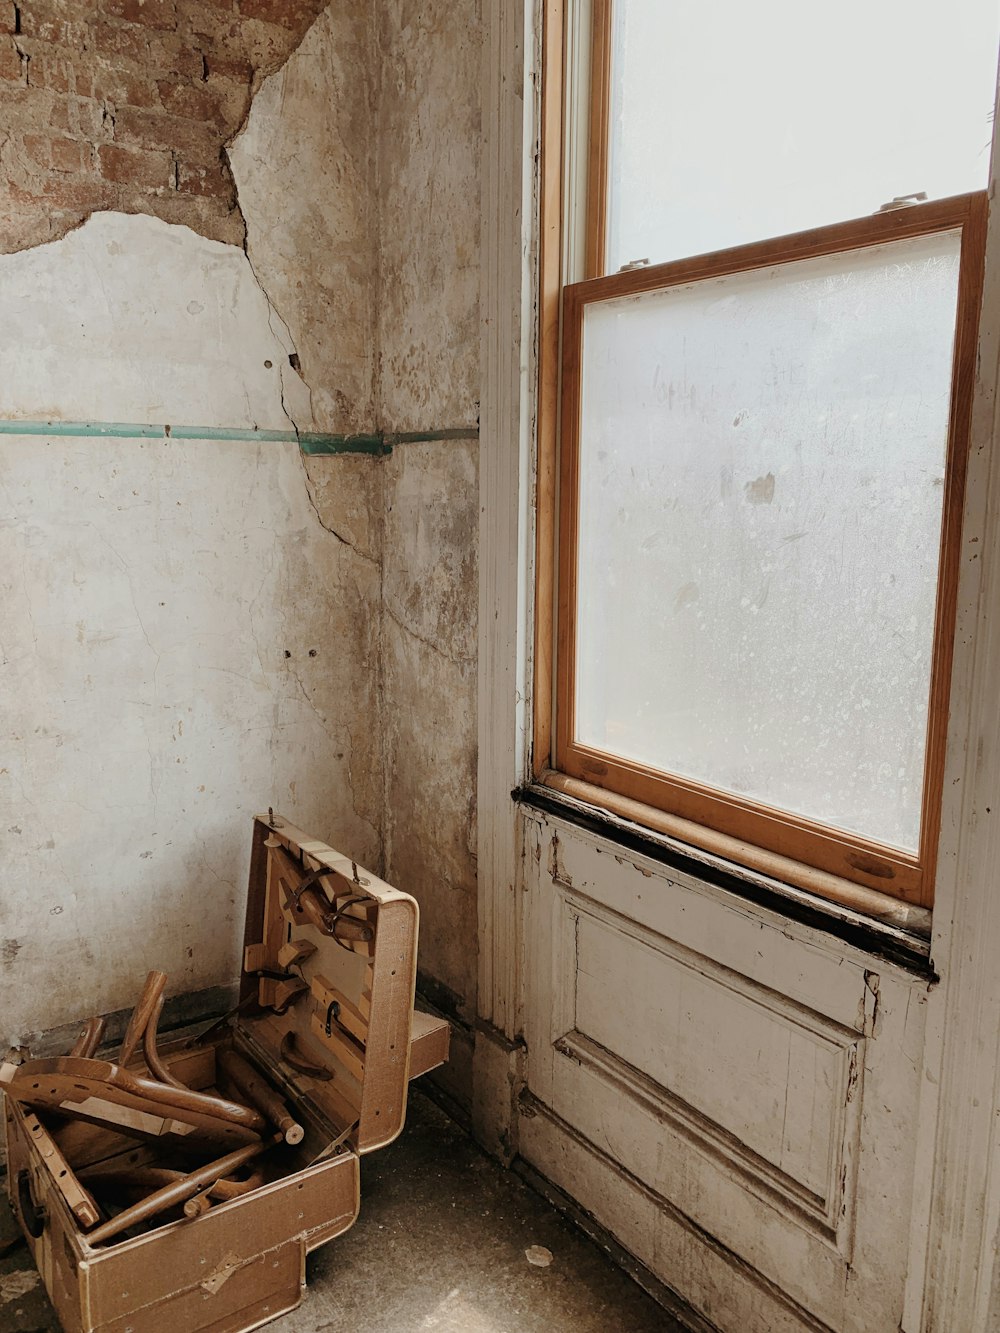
182,1188,213,1219
330,912,373,945
81,1164,263,1202
181,1167,264,1214
112,1063,267,1132
289,883,333,934
119,971,167,1066
209,1168,264,1201
80,1165,184,1192
184,1167,264,1210
218,1049,304,1145
296,885,373,945
14,1056,269,1134
70,1016,106,1059
85,1133,282,1247
142,993,187,1090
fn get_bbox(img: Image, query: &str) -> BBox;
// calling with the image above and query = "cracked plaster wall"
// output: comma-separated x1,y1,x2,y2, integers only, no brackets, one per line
0,206,381,1039
231,0,484,1104
228,2,377,438
228,1,388,693
377,0,482,1103
0,0,329,255
376,0,481,436
1,0,484,1110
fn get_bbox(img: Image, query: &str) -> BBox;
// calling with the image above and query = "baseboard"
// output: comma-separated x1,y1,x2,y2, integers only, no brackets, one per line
16,983,239,1060
511,1153,721,1333
413,986,473,1128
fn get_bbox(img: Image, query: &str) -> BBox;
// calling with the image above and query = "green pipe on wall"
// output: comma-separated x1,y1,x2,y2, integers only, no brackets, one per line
0,420,479,455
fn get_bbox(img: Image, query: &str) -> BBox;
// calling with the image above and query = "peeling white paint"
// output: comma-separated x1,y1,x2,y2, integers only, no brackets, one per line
0,212,310,430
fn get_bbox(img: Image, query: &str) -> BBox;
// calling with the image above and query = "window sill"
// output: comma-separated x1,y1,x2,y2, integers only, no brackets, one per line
517,772,933,974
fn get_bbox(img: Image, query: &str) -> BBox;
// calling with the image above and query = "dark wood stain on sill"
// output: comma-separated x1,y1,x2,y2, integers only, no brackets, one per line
515,783,937,979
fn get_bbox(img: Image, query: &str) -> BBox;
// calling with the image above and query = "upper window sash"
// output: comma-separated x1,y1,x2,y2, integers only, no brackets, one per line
587,0,1000,278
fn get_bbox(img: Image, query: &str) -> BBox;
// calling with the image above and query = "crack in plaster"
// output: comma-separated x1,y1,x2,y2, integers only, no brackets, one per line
17,550,39,661
273,585,337,748
221,17,328,523
298,463,379,566
95,531,161,687
224,31,389,865
273,603,381,855
3,5,471,924
221,16,382,862
232,224,304,442
341,718,383,853
221,17,383,578
1,1,338,255
383,594,475,670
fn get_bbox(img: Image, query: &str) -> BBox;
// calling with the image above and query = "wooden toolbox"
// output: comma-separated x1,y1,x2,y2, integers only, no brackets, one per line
2,814,450,1333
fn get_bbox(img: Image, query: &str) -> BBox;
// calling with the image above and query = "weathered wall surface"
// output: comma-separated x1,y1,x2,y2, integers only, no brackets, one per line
228,0,387,762
377,0,482,1096
0,0,326,254
376,0,481,433
1,206,310,426
0,211,381,1040
229,2,377,436
0,2,389,1047
1,0,485,1116
382,441,478,1017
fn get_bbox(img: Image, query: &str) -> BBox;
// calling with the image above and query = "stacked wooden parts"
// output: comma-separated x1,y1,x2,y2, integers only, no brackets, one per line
2,815,450,1333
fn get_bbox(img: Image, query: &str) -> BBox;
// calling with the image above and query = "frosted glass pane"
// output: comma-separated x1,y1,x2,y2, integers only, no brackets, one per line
606,0,1000,271
575,231,961,852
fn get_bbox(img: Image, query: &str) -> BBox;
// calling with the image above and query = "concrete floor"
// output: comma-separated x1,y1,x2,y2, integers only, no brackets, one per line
0,1089,680,1332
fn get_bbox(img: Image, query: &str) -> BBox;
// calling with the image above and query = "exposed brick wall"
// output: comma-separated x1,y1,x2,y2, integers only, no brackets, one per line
0,0,327,252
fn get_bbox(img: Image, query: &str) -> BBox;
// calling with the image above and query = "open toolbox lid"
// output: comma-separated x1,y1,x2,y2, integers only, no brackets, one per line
237,814,423,1156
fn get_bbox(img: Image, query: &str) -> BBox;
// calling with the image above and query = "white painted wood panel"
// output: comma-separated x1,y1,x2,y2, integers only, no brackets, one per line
550,825,870,1029
522,810,929,1332
571,900,856,1206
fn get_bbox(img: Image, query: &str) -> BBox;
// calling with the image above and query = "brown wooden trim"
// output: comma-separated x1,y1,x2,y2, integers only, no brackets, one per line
553,192,987,908
585,0,613,279
537,771,934,933
914,190,989,906
568,192,981,308
532,0,565,778
555,279,584,778
561,741,923,901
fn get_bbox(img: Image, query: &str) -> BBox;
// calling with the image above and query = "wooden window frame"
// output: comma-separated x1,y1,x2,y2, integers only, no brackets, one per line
534,0,988,913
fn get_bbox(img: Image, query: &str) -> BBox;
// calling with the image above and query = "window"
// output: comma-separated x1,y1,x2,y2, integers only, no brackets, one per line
536,0,998,911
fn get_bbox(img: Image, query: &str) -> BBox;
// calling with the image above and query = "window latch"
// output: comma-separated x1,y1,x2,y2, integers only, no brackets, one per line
877,192,928,212
619,257,650,272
